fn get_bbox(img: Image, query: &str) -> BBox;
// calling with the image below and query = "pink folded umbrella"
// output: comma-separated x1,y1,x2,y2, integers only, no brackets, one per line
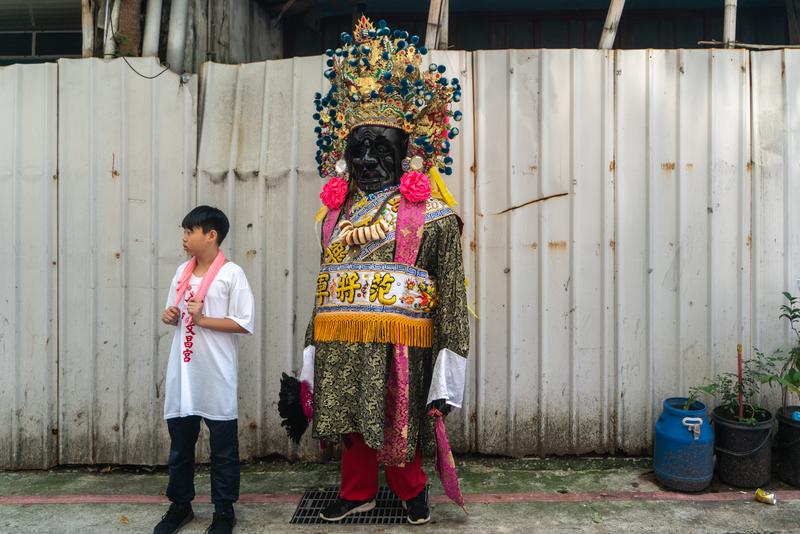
431,409,467,513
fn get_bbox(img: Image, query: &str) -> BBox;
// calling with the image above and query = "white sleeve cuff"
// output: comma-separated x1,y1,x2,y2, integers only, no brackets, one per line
426,348,467,409
225,315,254,335
299,345,315,390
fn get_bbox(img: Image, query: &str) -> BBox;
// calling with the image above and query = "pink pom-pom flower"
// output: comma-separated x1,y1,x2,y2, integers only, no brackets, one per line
399,171,431,203
320,176,349,210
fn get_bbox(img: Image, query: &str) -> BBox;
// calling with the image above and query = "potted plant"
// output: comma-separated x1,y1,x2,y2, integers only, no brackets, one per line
692,345,774,488
757,292,800,487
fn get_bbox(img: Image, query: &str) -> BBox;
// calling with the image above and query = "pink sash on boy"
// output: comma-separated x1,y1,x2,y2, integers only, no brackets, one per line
174,251,227,326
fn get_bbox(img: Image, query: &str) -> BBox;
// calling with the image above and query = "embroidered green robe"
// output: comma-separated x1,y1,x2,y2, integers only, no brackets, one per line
305,188,469,461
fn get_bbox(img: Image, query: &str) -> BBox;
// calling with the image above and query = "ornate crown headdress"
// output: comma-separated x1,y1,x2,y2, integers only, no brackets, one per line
314,16,462,209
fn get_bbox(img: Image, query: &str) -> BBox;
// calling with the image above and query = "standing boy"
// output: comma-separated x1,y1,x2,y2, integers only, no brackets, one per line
154,206,254,534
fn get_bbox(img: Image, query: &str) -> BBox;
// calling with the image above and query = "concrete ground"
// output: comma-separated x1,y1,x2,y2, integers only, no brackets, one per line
1,457,799,533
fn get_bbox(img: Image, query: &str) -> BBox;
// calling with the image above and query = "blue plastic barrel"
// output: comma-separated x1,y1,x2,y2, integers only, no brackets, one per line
653,397,714,492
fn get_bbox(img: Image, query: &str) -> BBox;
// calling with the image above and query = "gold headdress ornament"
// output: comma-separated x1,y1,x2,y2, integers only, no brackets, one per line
313,16,462,194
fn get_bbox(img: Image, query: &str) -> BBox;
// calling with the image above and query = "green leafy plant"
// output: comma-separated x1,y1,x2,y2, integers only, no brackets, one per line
757,292,800,411
691,348,775,425
681,390,700,411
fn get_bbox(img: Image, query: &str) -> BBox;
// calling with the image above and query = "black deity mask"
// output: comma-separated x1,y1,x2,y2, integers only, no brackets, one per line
344,125,409,194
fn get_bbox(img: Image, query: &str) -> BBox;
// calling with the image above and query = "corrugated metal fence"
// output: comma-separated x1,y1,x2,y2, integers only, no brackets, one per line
0,50,798,467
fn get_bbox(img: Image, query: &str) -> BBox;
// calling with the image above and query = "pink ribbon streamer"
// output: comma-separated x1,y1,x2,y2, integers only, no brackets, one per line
377,196,426,467
321,205,343,250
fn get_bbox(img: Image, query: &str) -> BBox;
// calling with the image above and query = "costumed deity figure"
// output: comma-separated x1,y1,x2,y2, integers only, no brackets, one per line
279,16,469,525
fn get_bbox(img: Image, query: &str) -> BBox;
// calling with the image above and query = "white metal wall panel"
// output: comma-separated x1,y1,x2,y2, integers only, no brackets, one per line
613,49,752,454
473,50,616,455
197,57,322,461
196,51,475,460
571,50,616,454
752,50,800,374
58,58,197,465
0,63,58,468
473,49,751,455
611,49,751,453
706,51,753,399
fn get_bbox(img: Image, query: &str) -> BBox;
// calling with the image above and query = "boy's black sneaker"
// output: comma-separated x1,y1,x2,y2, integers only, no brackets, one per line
319,498,376,521
205,506,236,534
403,487,431,525
153,502,193,534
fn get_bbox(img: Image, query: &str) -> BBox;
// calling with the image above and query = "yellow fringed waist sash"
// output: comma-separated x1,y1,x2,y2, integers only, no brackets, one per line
313,262,438,348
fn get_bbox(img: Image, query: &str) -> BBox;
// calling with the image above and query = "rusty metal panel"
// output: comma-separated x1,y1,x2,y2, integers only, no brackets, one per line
0,63,58,469
57,58,197,465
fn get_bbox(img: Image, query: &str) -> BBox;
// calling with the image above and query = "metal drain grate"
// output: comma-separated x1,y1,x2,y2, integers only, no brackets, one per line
290,485,411,524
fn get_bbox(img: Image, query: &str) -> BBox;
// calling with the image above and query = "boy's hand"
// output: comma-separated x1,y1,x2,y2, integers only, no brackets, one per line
162,306,180,326
186,300,204,325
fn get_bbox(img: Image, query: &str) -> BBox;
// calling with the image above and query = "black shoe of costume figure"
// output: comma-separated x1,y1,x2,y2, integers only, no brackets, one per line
205,504,236,534
403,487,432,525
319,498,376,521
153,503,194,534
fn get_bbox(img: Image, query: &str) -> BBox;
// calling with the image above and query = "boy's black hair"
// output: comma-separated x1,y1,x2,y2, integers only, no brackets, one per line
181,205,230,245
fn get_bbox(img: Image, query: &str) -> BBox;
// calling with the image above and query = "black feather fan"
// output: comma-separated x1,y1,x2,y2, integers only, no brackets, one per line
278,373,309,443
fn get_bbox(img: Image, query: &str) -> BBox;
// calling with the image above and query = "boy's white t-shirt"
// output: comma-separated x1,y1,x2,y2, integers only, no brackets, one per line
163,260,254,421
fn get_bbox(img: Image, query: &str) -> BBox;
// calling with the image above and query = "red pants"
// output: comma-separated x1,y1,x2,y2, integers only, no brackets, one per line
340,433,427,501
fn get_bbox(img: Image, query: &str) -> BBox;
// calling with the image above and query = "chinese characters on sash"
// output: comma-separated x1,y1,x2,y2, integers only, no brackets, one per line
181,290,196,363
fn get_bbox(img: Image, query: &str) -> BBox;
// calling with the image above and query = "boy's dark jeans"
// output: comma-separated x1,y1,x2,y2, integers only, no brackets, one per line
166,416,240,505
